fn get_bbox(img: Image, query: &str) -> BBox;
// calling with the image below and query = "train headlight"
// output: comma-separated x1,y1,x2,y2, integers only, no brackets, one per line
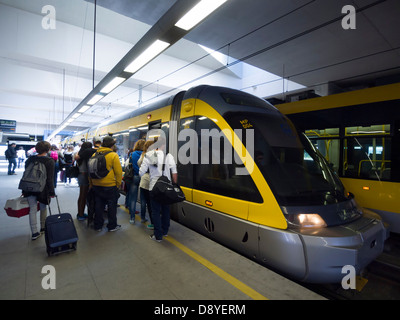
286,214,327,228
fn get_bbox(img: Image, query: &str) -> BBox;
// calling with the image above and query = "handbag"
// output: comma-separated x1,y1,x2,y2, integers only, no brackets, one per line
151,154,185,205
69,164,80,178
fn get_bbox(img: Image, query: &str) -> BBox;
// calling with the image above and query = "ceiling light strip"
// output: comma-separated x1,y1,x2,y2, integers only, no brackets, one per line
175,0,228,31
100,76,126,94
124,40,170,74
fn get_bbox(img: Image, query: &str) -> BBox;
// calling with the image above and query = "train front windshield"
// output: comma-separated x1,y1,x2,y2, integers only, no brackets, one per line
227,112,346,206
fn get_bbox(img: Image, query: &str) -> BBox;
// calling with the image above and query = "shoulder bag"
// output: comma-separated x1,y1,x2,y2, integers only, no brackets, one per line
151,154,185,205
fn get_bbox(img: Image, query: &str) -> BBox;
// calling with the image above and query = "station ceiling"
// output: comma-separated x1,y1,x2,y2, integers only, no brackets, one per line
0,0,399,139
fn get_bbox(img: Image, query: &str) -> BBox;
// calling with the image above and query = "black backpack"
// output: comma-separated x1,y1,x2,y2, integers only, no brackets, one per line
88,150,112,179
64,153,73,164
123,157,134,182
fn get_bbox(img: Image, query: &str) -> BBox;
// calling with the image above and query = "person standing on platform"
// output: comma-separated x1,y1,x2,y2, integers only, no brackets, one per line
90,136,123,232
137,140,155,228
128,139,145,224
74,141,93,221
139,137,177,242
6,143,17,175
21,141,55,240
17,147,26,168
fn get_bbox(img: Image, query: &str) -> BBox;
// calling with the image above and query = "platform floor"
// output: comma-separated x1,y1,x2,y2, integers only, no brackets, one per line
0,161,323,300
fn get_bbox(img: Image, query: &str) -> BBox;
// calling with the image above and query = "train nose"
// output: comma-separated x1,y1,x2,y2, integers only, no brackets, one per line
299,213,387,283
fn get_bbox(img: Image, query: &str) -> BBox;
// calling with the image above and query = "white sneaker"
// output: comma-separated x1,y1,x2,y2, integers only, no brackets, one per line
108,225,121,232
150,235,162,242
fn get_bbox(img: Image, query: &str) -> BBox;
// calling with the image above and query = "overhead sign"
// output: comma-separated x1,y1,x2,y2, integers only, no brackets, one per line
0,119,16,132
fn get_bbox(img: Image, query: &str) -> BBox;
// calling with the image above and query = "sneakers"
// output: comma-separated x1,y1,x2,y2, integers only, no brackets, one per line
150,234,162,242
147,224,154,230
31,232,41,240
108,225,121,232
77,213,88,221
129,219,135,225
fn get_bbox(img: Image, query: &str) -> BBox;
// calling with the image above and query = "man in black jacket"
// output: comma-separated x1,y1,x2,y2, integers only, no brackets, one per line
6,143,17,175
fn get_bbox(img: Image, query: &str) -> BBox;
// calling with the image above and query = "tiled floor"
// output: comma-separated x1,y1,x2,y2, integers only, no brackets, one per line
0,161,323,300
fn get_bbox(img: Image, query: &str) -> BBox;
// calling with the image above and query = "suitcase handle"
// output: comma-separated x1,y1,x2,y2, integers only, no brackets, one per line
48,195,61,216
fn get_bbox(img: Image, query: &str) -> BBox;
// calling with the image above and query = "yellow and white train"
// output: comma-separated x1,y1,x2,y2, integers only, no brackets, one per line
277,82,400,235
68,85,389,283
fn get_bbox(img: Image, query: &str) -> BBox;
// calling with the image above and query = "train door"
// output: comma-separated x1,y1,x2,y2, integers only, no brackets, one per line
177,113,261,258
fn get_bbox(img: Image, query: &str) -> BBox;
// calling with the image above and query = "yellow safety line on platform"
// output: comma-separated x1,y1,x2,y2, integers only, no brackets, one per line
120,207,267,300
165,235,268,300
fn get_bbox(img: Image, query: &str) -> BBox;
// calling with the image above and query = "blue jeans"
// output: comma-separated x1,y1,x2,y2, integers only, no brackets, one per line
93,186,119,231
140,187,152,222
8,158,16,174
150,195,170,240
129,175,140,220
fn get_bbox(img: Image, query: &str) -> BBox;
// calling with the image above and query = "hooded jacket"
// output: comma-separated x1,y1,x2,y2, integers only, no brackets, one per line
90,147,123,188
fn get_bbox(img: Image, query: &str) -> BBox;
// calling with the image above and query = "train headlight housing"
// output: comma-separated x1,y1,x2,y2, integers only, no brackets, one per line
285,213,327,228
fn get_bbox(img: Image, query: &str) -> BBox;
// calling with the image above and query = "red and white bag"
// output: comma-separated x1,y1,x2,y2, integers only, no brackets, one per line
4,196,39,218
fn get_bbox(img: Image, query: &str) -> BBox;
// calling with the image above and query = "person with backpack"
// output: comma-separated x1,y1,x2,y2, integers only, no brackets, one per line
6,143,17,175
19,141,55,240
89,136,123,232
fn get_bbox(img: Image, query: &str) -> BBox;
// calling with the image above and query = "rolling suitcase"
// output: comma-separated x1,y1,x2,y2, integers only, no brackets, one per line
45,195,78,256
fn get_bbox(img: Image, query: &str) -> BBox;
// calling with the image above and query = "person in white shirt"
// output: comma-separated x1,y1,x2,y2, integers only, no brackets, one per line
17,147,26,168
139,137,177,242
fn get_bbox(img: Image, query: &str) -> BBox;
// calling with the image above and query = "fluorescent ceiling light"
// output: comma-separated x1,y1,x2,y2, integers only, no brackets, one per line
87,94,104,105
124,40,170,73
78,105,91,113
71,113,82,119
100,77,126,94
175,0,228,31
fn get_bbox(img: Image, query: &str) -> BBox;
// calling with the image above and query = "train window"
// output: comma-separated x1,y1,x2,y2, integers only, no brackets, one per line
305,129,340,174
225,112,345,206
345,124,390,136
305,128,339,138
220,92,266,108
146,122,170,152
194,116,262,203
177,117,196,188
308,138,340,174
113,132,130,163
343,136,392,181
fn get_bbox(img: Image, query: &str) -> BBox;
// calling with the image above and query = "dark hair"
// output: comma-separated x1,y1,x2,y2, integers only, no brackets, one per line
35,141,51,154
102,136,116,148
81,141,93,151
